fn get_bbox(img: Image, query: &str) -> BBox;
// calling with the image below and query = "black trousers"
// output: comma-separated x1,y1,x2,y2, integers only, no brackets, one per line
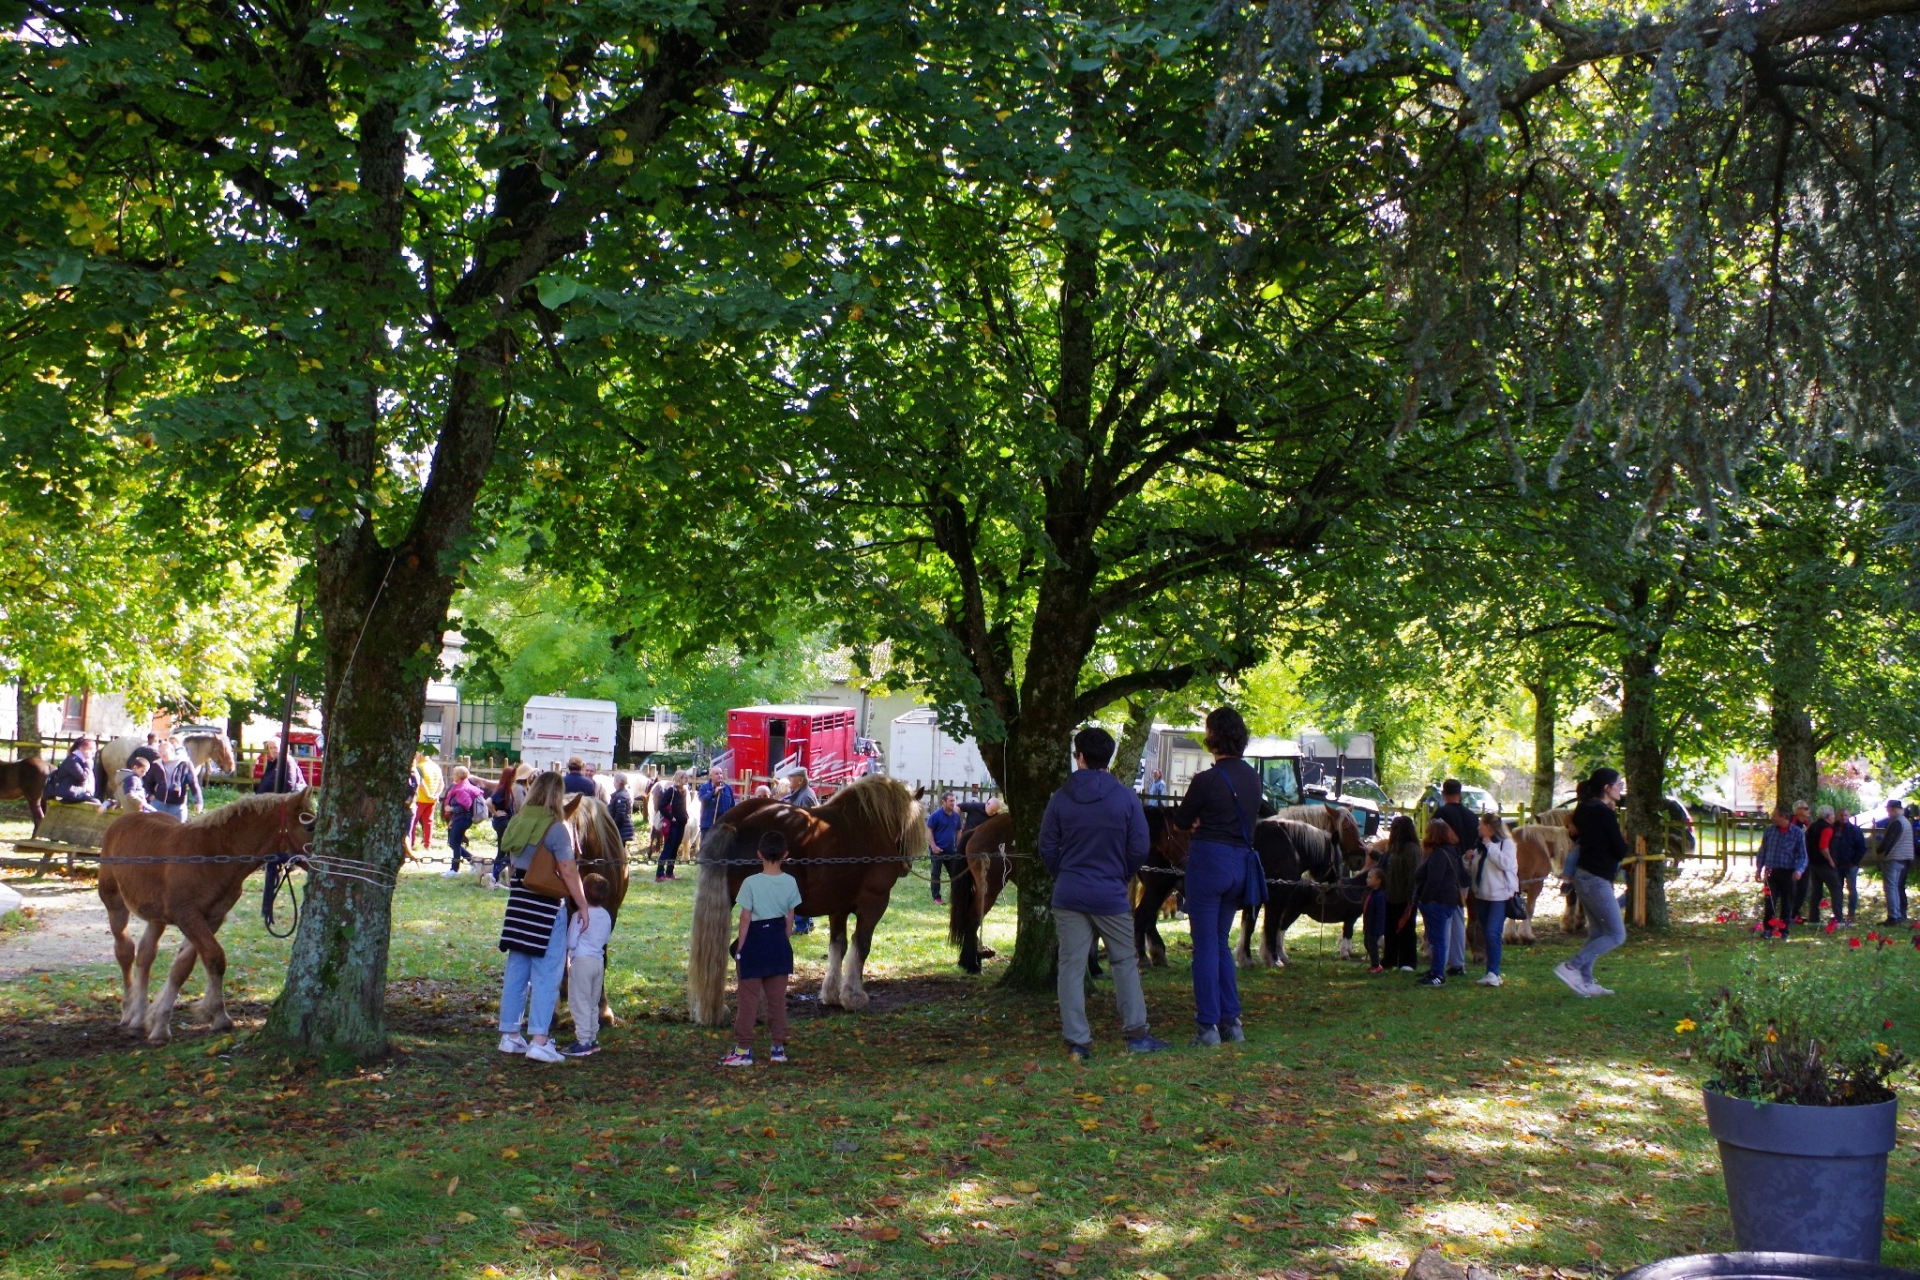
1803,862,1844,922
1383,901,1418,968
929,851,960,899
1763,869,1799,934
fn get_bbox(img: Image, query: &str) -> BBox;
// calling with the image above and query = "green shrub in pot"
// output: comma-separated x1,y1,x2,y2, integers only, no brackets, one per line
1680,942,1911,1262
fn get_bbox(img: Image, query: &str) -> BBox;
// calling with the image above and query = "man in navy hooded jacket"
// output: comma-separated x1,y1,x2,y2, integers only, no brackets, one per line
1039,726,1170,1060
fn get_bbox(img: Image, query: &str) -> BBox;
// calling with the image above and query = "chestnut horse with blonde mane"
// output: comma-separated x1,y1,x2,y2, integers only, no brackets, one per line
99,791,315,1045
688,775,923,1025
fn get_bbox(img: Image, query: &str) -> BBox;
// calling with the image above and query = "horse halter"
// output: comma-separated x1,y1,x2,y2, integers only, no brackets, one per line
260,798,316,940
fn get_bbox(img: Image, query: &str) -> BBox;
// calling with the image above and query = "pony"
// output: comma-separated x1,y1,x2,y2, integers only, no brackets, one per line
1238,817,1364,967
1272,804,1365,865
98,791,315,1044
561,793,630,1028
688,774,922,1025
949,811,1015,976
0,756,50,828
1131,806,1194,968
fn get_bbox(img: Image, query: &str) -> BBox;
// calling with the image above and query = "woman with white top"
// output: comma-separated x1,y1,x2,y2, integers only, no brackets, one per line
1468,811,1519,987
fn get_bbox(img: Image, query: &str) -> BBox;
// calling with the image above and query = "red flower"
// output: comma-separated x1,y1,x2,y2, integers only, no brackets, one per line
1887,1020,1896,1030
1868,931,1881,942
1850,937,1863,949
1826,920,1838,935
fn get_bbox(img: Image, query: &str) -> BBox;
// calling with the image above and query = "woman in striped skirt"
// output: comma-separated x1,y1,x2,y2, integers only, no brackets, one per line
497,771,593,1064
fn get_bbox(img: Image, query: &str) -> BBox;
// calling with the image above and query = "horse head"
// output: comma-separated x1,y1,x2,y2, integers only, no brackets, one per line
1143,803,1192,869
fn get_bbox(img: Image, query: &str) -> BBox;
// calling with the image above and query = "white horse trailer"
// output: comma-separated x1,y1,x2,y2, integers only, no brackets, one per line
889,709,991,794
519,696,618,774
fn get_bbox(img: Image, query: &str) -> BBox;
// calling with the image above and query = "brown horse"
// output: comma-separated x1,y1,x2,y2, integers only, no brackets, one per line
98,791,315,1044
561,793,629,1027
946,811,1017,975
0,756,50,828
688,775,923,1025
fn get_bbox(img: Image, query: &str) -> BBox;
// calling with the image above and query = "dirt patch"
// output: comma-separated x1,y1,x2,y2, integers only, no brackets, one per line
0,878,114,981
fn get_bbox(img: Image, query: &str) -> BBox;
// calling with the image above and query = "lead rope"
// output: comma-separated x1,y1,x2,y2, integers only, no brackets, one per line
261,852,305,939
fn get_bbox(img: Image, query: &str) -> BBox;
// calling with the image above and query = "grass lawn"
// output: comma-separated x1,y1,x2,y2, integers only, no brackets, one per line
1,805,1917,1280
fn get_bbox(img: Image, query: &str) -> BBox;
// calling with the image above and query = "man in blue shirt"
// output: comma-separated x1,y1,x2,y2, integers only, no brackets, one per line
926,793,963,905
1756,805,1808,937
1040,727,1170,1061
698,767,736,838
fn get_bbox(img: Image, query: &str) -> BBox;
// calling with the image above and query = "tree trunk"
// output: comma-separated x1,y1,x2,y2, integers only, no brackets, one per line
1110,698,1156,790
1525,680,1557,817
1618,581,1671,929
15,683,39,755
998,713,1072,991
263,343,508,1059
1769,611,1821,810
614,713,634,768
225,707,246,753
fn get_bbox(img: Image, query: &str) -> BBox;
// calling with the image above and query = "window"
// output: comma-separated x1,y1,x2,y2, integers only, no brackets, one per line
61,695,88,733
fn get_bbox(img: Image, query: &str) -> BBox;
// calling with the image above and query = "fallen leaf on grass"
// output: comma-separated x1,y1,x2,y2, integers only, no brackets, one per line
1010,1181,1038,1194
1587,1242,1604,1259
88,1263,136,1272
1335,1149,1358,1162
873,1195,904,1209
453,1212,477,1225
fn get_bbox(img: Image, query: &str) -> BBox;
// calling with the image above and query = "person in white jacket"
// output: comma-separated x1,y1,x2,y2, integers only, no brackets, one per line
1467,812,1519,987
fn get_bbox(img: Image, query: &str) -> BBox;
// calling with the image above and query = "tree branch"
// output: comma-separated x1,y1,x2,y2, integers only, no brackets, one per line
1503,0,1920,109
1074,664,1199,719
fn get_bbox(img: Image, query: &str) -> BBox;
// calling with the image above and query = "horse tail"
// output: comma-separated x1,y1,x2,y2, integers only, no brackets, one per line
687,826,736,1026
948,860,977,948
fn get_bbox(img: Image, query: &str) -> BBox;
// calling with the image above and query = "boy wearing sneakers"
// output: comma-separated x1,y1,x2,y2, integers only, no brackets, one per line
722,831,803,1067
561,873,614,1058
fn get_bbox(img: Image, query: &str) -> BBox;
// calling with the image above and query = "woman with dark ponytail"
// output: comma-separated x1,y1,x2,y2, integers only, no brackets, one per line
1555,766,1629,998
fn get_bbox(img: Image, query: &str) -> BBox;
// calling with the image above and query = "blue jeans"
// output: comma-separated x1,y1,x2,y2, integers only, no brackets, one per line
447,816,474,871
498,906,569,1039
153,801,186,822
1185,840,1246,1028
1479,897,1508,975
1841,866,1860,919
1420,903,1457,980
1889,861,1911,921
1571,870,1627,982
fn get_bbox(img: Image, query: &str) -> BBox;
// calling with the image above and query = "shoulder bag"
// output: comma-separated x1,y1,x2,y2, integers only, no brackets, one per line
1233,767,1269,909
522,821,570,899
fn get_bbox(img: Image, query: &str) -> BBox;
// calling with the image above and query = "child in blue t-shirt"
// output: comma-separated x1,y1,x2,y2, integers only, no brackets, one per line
723,831,803,1068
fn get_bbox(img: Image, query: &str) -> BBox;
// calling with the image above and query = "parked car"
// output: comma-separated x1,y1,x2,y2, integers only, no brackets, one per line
1303,776,1387,836
1419,783,1500,816
1552,792,1697,855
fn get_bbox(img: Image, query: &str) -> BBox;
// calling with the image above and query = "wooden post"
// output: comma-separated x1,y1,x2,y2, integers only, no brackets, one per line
1631,836,1648,926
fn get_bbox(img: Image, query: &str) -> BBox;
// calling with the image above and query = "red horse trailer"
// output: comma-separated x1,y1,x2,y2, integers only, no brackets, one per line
724,706,870,790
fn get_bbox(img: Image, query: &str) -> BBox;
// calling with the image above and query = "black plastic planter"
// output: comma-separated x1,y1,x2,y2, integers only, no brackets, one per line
1704,1090,1899,1263
1616,1251,1920,1280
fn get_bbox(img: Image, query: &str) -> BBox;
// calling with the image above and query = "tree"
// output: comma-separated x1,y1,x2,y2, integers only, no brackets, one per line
566,4,1422,987
0,0,901,1057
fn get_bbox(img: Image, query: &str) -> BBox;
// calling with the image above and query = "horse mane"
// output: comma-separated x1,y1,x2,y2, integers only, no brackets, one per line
820,774,923,859
187,791,309,828
565,794,624,862
1274,803,1360,851
1534,807,1575,830
1516,822,1572,870
1275,818,1340,878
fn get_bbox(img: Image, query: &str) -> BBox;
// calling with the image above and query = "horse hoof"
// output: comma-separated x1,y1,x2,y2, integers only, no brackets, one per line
208,1013,233,1032
842,990,870,1011
976,948,996,960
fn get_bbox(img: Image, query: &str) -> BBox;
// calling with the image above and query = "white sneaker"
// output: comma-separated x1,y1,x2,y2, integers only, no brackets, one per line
525,1040,565,1064
498,1033,528,1054
1587,983,1615,996
1398,966,1414,972
440,869,460,878
1553,962,1594,997
1475,972,1502,986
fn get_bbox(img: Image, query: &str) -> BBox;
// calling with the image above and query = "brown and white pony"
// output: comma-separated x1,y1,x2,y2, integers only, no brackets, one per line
949,811,1016,975
1273,804,1365,865
688,775,923,1025
98,791,315,1044
0,756,50,828
561,793,630,1027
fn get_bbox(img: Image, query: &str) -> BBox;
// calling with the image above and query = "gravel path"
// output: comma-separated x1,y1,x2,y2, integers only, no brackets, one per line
0,878,114,981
